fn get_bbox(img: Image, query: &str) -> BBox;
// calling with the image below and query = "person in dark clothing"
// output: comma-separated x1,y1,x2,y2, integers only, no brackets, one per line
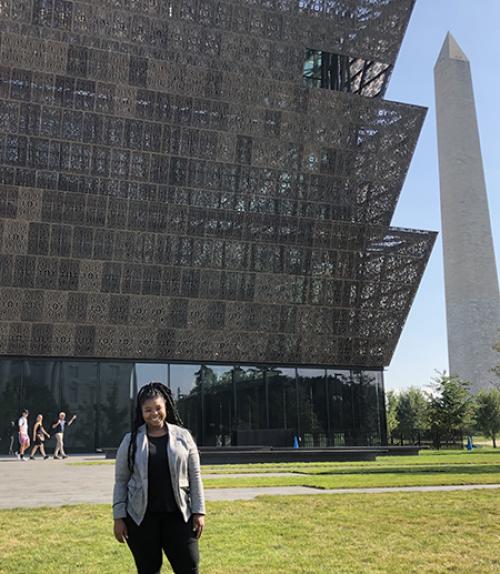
113,382,205,574
30,414,50,460
8,420,16,455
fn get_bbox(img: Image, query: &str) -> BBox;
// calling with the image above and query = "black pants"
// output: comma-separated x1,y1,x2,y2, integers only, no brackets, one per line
126,511,199,574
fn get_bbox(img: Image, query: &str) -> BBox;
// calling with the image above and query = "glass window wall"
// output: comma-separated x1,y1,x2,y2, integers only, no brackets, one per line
99,363,133,448
0,358,385,451
170,364,202,443
266,367,297,447
0,358,132,453
325,370,350,446
21,360,60,422
236,366,266,433
200,365,233,446
0,360,22,454
297,369,328,447
61,361,98,451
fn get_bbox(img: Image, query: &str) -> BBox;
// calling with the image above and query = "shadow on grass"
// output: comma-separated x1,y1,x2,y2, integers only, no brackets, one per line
298,464,500,476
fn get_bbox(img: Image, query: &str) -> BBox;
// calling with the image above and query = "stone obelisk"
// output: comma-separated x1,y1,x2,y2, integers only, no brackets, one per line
434,33,500,393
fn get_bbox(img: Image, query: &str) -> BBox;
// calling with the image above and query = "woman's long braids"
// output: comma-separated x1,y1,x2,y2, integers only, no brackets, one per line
127,382,183,473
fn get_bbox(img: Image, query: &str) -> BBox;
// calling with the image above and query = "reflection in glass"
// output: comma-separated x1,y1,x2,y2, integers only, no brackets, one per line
234,367,300,447
99,363,133,448
22,360,60,432
236,366,265,431
0,358,386,450
354,370,384,446
200,365,233,446
171,364,201,443
61,361,98,451
326,370,350,446
266,367,297,447
0,360,22,454
135,363,167,389
325,369,384,446
267,368,296,428
297,369,327,447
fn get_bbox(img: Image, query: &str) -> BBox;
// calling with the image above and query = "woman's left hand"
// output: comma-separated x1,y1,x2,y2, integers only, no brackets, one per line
192,514,205,539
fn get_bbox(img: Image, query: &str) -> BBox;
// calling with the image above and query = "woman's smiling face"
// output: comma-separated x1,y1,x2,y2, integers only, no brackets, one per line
141,396,167,431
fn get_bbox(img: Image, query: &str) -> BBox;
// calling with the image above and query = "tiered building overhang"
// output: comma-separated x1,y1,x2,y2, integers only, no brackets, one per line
0,0,435,449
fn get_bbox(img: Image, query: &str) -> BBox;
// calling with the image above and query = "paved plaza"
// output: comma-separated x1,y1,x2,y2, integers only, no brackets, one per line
0,455,499,510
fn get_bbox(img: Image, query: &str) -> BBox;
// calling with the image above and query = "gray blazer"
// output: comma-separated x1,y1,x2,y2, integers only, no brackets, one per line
113,423,205,525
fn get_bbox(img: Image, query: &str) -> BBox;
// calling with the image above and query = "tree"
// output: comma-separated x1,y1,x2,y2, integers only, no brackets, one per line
427,373,474,448
475,388,500,448
492,339,500,384
386,390,399,444
100,382,130,447
396,387,428,443
385,391,399,444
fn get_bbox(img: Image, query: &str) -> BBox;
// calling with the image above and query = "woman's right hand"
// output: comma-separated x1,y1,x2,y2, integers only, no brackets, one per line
113,518,128,543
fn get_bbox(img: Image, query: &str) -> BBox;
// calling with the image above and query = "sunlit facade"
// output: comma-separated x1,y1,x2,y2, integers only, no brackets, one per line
0,1,434,451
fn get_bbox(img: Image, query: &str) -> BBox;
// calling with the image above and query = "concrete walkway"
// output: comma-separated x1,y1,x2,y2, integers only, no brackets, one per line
204,483,500,501
0,455,499,510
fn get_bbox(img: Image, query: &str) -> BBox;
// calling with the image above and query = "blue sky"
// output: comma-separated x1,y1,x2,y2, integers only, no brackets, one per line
138,0,500,391
384,0,500,391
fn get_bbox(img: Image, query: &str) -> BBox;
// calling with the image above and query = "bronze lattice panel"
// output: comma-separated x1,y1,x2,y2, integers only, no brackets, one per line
0,0,434,367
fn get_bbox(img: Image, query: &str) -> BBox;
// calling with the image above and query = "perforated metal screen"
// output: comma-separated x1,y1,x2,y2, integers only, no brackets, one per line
0,0,435,367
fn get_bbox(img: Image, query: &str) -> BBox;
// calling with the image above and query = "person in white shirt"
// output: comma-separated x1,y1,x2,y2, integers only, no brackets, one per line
17,409,30,461
52,412,77,459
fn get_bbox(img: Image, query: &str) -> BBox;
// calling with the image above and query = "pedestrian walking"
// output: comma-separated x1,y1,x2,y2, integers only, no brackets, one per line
30,414,50,460
17,409,30,461
52,412,77,459
8,420,16,455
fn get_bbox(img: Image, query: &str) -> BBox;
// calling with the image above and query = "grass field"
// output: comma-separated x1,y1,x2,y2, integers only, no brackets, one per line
0,490,499,573
201,449,500,489
70,449,500,490
203,470,500,489
201,449,500,473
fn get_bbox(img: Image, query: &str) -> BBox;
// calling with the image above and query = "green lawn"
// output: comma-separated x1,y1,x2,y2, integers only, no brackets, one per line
201,449,500,489
71,449,500,489
203,470,500,489
1,490,499,573
72,448,500,472
201,449,500,474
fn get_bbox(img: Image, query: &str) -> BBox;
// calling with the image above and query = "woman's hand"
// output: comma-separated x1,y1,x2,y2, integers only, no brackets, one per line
114,518,128,543
192,514,205,539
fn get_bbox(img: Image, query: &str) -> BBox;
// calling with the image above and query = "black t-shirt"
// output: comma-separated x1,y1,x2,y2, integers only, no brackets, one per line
53,420,68,433
147,433,177,513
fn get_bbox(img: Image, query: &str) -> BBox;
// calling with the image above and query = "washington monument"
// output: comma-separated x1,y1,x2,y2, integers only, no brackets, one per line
434,33,500,393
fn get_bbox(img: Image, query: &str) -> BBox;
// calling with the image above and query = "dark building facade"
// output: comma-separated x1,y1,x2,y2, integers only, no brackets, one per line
0,0,435,451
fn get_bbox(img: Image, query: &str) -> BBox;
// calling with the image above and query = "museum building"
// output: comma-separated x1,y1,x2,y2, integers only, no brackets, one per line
0,0,435,452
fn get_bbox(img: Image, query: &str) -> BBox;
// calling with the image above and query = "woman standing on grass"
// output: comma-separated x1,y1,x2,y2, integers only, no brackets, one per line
30,414,50,460
113,382,205,574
